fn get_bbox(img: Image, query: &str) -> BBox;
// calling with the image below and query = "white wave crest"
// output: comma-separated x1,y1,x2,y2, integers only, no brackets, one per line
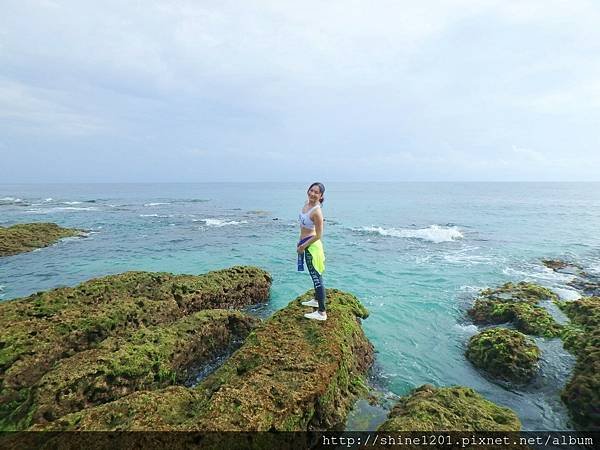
25,206,98,214
459,285,485,293
44,198,54,202
0,197,23,203
360,224,463,243
144,202,169,207
553,288,582,301
203,218,248,227
62,201,82,205
454,323,479,335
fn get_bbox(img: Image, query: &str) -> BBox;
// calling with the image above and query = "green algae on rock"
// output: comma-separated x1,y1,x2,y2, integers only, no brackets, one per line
34,289,374,431
0,266,271,430
468,282,561,338
479,282,558,304
0,223,83,257
377,385,521,431
22,310,259,428
558,297,600,430
466,328,540,383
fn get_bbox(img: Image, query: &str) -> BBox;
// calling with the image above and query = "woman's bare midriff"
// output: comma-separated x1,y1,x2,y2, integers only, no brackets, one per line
300,229,316,240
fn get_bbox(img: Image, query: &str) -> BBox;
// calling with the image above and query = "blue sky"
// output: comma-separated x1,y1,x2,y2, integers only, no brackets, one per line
1,0,599,182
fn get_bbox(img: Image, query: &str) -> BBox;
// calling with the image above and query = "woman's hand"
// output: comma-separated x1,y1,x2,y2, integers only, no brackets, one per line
297,244,306,254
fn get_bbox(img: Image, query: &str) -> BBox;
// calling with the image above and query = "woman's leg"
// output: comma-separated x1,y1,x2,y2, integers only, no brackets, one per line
305,249,326,312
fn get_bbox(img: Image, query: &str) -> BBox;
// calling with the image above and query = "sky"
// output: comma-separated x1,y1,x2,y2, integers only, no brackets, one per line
1,0,599,182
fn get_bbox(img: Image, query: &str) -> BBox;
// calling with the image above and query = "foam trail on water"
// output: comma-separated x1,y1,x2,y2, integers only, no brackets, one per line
359,224,463,243
453,323,479,335
0,197,23,204
553,287,581,301
25,207,99,214
202,218,248,227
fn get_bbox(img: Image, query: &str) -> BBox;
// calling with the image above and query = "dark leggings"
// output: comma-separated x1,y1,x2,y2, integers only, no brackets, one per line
305,248,326,312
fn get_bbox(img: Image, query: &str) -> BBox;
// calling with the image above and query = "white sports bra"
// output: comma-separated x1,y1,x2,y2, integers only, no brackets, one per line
299,204,320,230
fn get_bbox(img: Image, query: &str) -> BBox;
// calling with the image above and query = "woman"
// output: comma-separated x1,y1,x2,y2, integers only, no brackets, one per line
297,182,327,321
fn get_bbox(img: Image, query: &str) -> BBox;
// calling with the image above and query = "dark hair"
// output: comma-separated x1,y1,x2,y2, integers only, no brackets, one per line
308,182,325,204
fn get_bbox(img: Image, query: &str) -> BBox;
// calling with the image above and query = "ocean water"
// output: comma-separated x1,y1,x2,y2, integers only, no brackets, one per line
1,182,600,430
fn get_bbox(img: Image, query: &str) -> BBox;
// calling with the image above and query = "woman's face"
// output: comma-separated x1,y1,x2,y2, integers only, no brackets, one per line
307,185,322,203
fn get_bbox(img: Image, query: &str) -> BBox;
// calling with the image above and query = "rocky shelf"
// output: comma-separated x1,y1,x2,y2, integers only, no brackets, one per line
467,282,562,337
0,266,271,430
32,289,374,432
0,223,84,257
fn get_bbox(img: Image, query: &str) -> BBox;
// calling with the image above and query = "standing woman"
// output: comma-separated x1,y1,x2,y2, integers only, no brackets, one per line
297,182,327,321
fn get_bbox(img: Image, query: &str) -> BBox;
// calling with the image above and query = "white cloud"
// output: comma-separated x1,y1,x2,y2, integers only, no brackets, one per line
1,0,600,180
0,78,106,136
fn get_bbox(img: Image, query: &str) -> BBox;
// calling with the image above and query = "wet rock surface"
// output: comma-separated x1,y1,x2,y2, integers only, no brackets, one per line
0,223,83,257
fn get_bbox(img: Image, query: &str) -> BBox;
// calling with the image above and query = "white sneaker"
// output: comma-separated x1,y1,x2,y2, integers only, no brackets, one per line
301,299,319,307
304,310,327,321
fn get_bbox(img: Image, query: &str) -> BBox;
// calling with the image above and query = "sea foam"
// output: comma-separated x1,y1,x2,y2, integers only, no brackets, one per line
203,219,248,227
360,224,463,243
0,197,23,203
25,206,99,214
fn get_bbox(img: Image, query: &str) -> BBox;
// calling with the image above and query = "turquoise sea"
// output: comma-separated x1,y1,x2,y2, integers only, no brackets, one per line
1,182,600,430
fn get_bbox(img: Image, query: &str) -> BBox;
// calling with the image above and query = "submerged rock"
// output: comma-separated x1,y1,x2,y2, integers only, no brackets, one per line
466,328,540,383
0,223,83,257
568,277,600,298
377,385,521,431
468,282,561,338
558,297,600,430
0,266,271,430
35,289,374,431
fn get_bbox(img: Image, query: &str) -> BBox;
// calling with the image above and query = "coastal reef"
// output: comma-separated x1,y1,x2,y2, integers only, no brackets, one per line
466,328,540,383
0,266,271,430
24,310,258,426
0,223,82,257
467,282,561,337
558,296,600,430
34,289,373,431
543,258,600,297
377,385,521,431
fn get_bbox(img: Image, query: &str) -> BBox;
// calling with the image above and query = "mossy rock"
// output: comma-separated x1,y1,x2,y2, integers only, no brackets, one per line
466,328,540,383
9,310,259,429
0,223,83,257
479,282,558,304
0,266,271,430
34,289,374,431
377,385,521,431
468,283,561,338
542,259,586,277
558,297,600,430
542,259,569,271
